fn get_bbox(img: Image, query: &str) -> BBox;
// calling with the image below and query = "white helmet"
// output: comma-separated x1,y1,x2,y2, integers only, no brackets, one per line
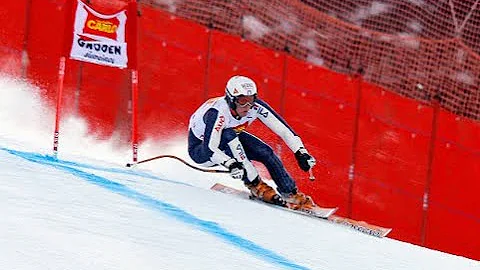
225,75,258,110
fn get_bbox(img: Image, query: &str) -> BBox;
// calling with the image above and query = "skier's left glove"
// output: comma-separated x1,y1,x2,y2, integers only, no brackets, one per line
295,147,316,172
222,158,245,180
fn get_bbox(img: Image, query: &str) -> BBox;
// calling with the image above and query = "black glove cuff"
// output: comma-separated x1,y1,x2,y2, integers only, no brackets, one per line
228,160,244,171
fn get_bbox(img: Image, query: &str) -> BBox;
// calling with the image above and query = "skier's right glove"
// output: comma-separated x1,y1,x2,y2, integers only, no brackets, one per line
222,158,245,180
295,147,316,172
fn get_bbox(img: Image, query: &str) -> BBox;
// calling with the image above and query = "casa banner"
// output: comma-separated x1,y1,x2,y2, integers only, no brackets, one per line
70,0,128,68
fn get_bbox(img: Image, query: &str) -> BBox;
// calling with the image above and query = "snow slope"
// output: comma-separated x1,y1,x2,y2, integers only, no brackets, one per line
0,76,478,270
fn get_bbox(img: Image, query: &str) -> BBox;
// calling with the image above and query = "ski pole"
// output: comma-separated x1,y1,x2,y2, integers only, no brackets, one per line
308,168,315,181
126,154,229,174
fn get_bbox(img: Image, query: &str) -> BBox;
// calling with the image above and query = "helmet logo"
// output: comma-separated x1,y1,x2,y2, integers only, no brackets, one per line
241,82,254,88
233,88,239,94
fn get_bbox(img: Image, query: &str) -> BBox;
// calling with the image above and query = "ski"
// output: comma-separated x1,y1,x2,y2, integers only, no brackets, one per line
211,183,392,238
211,183,337,218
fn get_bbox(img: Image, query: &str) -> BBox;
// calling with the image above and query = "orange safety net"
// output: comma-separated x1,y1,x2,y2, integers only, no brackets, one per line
143,0,480,121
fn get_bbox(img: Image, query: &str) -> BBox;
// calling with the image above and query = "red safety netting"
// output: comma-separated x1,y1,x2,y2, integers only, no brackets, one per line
144,0,480,121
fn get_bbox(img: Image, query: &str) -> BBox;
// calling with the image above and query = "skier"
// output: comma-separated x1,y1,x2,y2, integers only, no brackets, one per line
188,75,317,209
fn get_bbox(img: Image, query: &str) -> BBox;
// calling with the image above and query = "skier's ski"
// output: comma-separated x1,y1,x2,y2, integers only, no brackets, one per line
211,183,392,238
211,183,336,217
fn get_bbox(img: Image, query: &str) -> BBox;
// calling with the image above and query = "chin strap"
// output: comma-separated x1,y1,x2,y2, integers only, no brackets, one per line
230,108,241,120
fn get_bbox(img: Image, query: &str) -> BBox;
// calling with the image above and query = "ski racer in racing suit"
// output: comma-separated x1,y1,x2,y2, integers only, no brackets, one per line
188,75,317,209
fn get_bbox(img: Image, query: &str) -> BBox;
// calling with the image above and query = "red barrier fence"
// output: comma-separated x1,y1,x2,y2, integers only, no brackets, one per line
1,0,479,260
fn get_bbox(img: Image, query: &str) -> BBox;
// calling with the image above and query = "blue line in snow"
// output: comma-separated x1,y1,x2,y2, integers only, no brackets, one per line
2,148,310,270
0,148,193,187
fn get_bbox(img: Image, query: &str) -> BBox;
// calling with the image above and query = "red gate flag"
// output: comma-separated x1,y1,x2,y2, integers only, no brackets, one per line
53,0,139,162
70,0,128,68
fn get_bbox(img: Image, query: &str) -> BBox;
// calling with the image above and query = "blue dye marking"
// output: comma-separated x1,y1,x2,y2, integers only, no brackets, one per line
0,148,193,187
2,148,310,270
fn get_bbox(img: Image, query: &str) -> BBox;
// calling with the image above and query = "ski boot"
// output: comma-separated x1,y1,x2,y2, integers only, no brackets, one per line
283,189,316,210
245,177,285,206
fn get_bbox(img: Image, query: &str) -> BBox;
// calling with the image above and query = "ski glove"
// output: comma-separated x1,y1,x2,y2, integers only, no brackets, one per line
295,147,316,172
223,158,245,180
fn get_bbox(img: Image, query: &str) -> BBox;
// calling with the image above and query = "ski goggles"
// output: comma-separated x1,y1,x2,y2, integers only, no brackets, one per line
235,95,256,108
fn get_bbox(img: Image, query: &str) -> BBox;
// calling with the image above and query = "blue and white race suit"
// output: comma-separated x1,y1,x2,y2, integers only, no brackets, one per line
188,96,305,194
